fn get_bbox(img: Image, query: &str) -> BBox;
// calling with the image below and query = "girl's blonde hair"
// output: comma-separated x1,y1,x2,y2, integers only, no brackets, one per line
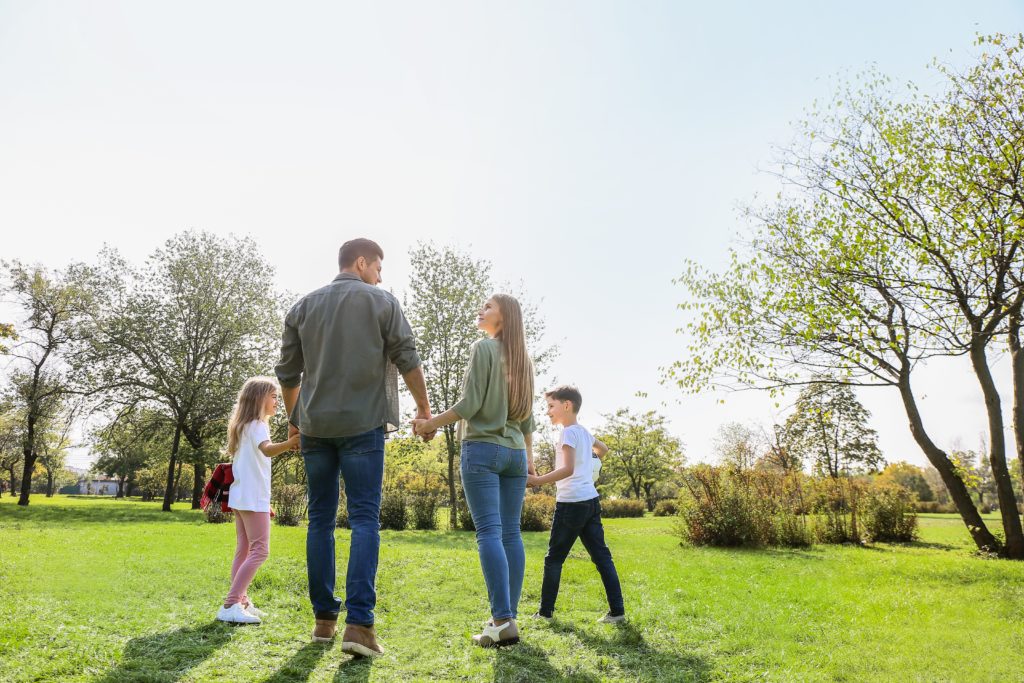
226,376,278,456
491,293,534,422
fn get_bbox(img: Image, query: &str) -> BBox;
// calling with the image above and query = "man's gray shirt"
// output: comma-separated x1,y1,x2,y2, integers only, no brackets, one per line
275,272,421,438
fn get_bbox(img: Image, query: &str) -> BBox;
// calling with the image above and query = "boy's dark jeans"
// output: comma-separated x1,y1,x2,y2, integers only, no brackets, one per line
539,496,624,617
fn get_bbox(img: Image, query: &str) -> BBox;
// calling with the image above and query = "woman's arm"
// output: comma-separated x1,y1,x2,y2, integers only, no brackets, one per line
258,433,300,458
413,408,461,436
526,432,536,476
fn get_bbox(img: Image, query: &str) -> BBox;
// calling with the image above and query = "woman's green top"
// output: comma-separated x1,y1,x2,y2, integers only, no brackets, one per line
452,338,535,449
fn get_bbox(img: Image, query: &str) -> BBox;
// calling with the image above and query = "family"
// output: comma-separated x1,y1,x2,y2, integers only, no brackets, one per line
213,238,625,657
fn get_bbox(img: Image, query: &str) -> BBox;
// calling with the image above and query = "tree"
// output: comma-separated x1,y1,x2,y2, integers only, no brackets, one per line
86,232,282,511
1,261,94,506
35,398,78,497
404,243,555,528
783,381,883,479
877,461,934,502
663,41,1019,554
597,409,684,511
713,422,760,471
91,408,165,498
0,405,22,496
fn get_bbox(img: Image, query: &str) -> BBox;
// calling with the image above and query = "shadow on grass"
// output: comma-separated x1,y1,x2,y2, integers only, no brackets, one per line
95,621,233,683
261,641,334,683
492,642,601,683
0,498,203,526
332,652,373,683
554,621,711,682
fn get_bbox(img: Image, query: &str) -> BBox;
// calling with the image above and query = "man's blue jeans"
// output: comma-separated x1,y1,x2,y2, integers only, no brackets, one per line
302,427,384,626
460,440,528,621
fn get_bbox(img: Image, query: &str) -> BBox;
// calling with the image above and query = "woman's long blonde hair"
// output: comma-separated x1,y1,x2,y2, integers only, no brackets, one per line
491,293,534,422
226,376,278,456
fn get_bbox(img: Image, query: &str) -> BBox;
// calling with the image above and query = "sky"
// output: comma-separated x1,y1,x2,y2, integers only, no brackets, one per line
1,2,1023,470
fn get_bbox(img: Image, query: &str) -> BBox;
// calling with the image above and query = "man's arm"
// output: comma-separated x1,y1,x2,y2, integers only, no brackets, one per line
402,366,434,440
282,385,301,438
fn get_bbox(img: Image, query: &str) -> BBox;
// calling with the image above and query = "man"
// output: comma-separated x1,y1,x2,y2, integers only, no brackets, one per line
276,238,434,656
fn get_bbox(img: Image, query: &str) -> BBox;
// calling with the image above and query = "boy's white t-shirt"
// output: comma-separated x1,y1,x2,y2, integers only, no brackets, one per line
229,420,272,512
555,424,600,503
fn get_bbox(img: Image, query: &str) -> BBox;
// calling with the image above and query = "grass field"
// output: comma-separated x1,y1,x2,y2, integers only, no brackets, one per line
1,495,1023,682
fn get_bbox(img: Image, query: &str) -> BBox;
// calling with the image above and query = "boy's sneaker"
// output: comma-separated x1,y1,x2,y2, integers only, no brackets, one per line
243,601,267,619
217,603,261,624
531,612,553,622
597,612,625,624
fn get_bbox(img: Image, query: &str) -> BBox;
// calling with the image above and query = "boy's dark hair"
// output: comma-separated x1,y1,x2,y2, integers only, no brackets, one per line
545,385,582,413
338,238,384,269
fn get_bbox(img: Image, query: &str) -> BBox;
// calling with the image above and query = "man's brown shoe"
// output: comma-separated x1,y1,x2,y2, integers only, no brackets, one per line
341,624,384,658
311,619,337,643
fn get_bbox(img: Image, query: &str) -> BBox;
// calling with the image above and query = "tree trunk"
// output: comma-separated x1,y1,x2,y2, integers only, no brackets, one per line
191,462,205,509
444,425,458,530
17,415,37,507
968,344,1024,558
117,475,126,498
8,465,17,496
898,373,1001,553
162,424,182,512
1009,314,1024,506
174,459,184,501
45,470,54,497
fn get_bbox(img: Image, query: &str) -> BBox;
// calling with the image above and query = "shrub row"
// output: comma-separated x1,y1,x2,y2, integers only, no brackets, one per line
674,467,918,548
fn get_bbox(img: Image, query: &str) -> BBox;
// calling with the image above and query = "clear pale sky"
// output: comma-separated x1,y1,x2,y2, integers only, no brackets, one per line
2,2,1022,470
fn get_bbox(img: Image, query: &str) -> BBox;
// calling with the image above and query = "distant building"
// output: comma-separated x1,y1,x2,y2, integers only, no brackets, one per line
78,478,119,496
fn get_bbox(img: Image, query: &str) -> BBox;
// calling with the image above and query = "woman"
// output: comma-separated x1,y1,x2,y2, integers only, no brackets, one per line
413,294,535,648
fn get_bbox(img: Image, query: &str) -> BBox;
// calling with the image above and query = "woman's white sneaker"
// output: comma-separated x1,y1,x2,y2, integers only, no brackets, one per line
217,603,261,624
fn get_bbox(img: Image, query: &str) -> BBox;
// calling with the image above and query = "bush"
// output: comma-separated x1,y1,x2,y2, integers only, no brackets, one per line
410,494,440,530
914,501,956,514
810,477,866,544
456,491,475,531
675,466,811,548
379,491,408,530
863,482,918,542
204,505,232,524
601,498,646,518
273,484,307,527
653,500,678,517
521,494,555,531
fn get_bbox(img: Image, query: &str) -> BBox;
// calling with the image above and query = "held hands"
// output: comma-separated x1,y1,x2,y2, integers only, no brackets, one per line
411,415,437,442
285,433,301,451
526,473,541,487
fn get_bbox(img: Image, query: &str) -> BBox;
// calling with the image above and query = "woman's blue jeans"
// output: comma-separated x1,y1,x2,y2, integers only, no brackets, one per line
460,440,528,620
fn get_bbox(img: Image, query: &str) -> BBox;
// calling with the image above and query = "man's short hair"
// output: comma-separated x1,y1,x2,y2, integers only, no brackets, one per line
338,238,384,269
545,385,582,413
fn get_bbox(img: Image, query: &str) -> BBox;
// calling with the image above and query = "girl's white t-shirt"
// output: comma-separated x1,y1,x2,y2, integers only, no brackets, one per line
555,424,600,503
229,420,272,512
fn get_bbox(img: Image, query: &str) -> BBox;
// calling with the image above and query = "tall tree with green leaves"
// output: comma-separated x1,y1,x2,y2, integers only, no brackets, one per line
91,408,166,498
597,409,684,511
86,232,283,511
665,37,1024,555
1,261,94,506
783,381,883,479
404,242,554,527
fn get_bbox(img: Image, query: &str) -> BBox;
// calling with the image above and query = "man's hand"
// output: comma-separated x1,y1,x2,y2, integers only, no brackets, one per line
526,473,541,487
412,415,437,442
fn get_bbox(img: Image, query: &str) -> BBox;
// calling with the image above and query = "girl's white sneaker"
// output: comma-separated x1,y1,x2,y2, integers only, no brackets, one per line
217,603,261,624
243,601,267,619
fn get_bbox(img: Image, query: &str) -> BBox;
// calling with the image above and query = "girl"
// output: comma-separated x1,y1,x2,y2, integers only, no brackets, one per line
216,376,299,624
413,294,535,647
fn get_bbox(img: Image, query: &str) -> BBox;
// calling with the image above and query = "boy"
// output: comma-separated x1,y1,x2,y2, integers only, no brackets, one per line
527,385,625,624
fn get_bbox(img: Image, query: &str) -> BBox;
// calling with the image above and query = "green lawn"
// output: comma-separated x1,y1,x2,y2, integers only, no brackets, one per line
1,496,1022,682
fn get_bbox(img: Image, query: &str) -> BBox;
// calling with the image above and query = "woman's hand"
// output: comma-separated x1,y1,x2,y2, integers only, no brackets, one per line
286,433,300,451
411,418,437,441
526,473,541,487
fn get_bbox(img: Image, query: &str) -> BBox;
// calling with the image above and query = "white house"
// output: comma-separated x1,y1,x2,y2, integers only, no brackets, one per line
78,478,119,496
